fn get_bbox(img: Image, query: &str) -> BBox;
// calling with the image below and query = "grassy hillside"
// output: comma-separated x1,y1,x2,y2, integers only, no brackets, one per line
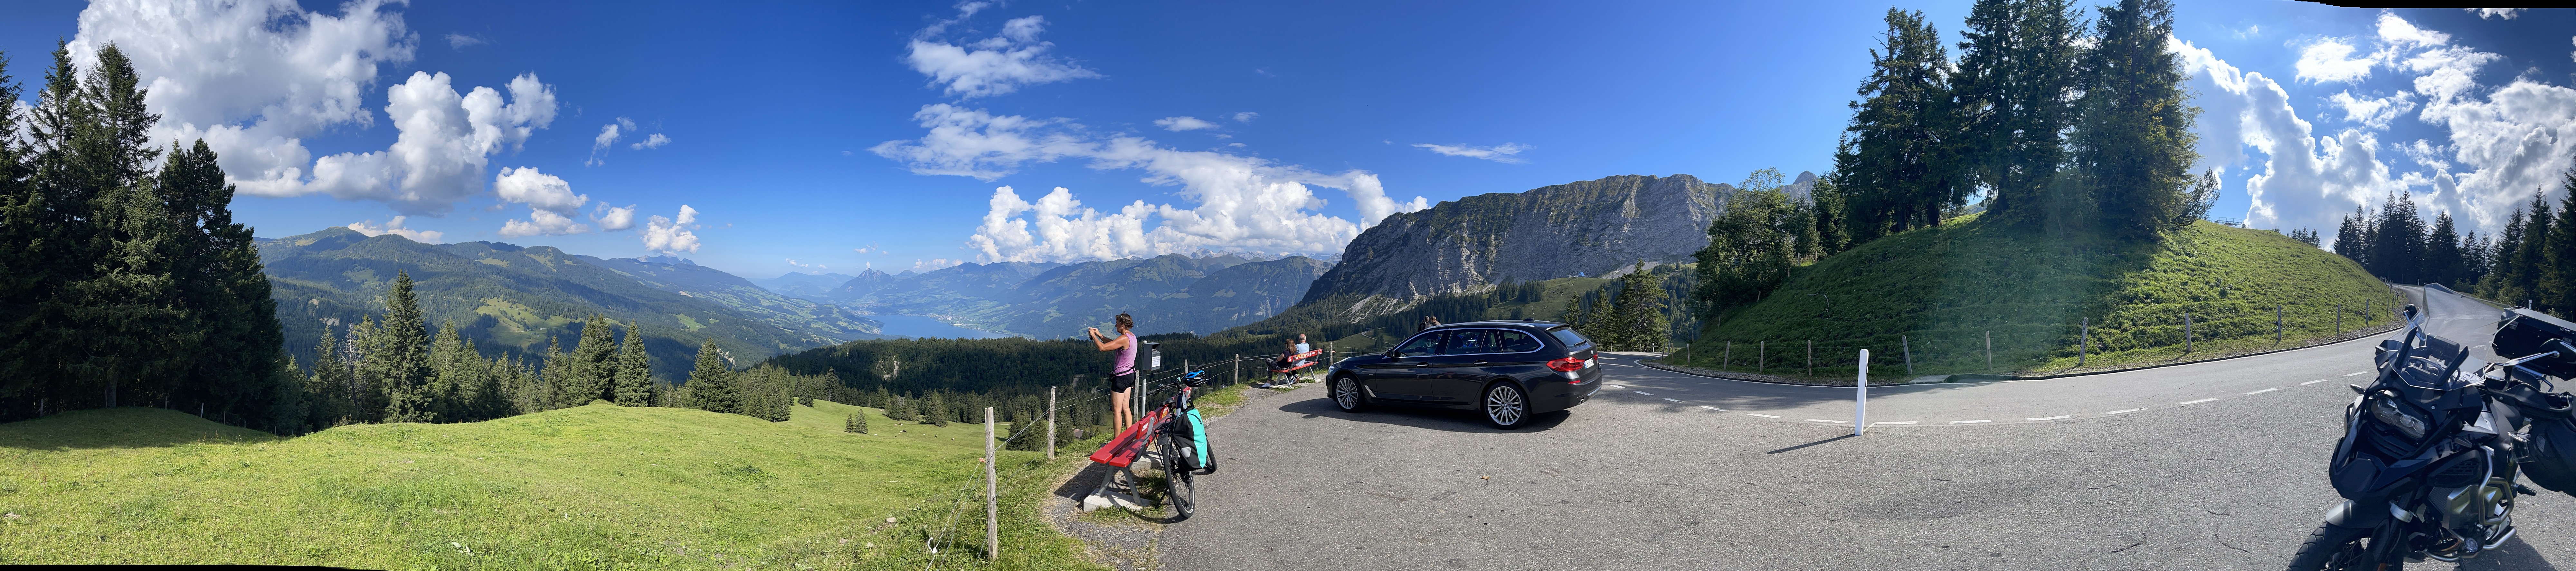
1671,218,2399,379
0,401,1060,568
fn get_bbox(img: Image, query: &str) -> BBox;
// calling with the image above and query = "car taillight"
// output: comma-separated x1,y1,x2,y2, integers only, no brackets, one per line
1547,356,1585,373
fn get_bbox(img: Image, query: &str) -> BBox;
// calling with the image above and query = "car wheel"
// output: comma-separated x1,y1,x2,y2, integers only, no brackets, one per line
1483,382,1529,429
1332,375,1368,412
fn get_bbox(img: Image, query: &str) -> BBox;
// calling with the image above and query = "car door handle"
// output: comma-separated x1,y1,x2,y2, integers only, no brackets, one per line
1414,362,1431,367
1472,361,1488,365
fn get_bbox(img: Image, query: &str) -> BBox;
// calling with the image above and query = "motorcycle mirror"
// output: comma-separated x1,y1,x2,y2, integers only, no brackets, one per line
2350,384,2367,395
2403,304,2420,321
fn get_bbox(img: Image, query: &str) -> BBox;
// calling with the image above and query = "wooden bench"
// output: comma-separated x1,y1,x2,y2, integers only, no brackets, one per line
1088,408,1168,468
1267,349,1327,383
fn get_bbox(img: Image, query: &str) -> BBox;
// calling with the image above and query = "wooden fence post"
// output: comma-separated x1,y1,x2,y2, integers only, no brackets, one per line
2079,318,2088,367
985,407,998,560
1806,340,1813,377
1759,341,1765,373
1984,331,1993,372
1047,387,1057,460
1902,335,1913,376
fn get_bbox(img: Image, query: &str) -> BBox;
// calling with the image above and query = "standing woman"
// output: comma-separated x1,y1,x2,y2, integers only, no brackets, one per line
1088,313,1138,430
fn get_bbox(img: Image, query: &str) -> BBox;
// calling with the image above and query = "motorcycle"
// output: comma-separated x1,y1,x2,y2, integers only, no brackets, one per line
2289,305,2576,570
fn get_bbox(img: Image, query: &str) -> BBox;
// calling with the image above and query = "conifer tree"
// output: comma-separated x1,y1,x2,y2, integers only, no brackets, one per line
2545,180,2576,316
1605,261,1672,349
887,395,914,421
563,315,617,406
1955,0,2083,225
428,320,469,420
305,329,355,429
612,321,652,406
2426,212,2466,286
847,412,867,434
923,392,950,426
2069,0,2197,238
688,339,736,413
376,272,436,422
537,334,568,410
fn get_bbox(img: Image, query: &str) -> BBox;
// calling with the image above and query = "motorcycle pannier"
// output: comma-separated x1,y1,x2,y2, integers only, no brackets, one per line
2524,417,2576,495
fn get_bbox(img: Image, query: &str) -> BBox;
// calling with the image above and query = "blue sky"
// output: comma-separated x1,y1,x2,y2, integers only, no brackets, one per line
5,2,2571,279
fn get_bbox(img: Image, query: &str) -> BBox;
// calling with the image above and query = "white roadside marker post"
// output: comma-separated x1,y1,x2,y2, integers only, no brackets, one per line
1855,349,1870,436
985,407,998,560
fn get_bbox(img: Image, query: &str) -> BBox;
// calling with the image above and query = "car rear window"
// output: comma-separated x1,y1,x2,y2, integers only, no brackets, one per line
1548,326,1589,348
1443,330,1496,355
1498,330,1543,353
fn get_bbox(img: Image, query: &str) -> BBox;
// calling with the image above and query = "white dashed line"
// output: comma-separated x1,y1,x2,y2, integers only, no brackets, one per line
1699,405,1726,411
2245,388,2279,395
1873,421,1919,425
2301,379,2329,385
1662,398,1681,402
1608,384,1626,389
2345,372,2369,376
2028,415,2072,421
2180,398,2218,405
1806,419,1849,424
1950,420,1992,424
1634,391,1654,396
1748,413,1781,418
2107,408,2143,414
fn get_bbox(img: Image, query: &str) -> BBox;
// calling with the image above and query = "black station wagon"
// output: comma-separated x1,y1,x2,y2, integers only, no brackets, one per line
1325,319,1602,428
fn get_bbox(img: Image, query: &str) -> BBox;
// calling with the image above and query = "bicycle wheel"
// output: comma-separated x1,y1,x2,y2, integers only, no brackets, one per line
1160,438,1196,521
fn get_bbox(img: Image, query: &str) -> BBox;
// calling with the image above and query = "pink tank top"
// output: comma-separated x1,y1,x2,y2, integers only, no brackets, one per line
1113,332,1137,375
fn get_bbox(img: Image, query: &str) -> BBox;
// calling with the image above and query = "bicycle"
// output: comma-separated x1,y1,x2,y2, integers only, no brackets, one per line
1090,369,1216,521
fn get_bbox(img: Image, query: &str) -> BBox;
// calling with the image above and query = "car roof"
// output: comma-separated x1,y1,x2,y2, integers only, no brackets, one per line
1425,320,1565,331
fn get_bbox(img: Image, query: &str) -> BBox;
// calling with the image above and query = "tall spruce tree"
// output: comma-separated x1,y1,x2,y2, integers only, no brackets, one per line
376,272,436,422
1834,8,1966,242
2545,179,2576,317
2426,213,2465,287
687,339,736,413
304,327,355,430
2370,192,2428,284
536,334,569,411
1605,261,1672,349
1955,0,2084,225
613,321,653,406
562,315,617,406
2069,0,2197,238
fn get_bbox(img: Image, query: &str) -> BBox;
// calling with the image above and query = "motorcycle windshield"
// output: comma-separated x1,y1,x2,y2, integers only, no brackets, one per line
2396,333,2476,391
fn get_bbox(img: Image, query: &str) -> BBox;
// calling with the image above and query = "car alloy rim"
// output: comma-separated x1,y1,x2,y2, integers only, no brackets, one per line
1336,378,1358,408
1487,385,1524,426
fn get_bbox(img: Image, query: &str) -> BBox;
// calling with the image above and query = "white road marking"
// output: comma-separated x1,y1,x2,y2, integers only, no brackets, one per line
2345,372,2369,376
2244,388,2279,395
1950,420,1992,424
1634,391,1654,396
2107,408,2143,414
1662,398,1681,402
1748,413,1781,418
2179,398,2218,405
2301,379,2330,385
2028,415,2072,421
1608,384,1626,389
1874,421,1919,425
1700,405,1726,411
1806,419,1849,423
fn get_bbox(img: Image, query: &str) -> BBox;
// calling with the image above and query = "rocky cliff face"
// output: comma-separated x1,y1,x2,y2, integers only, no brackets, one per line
1301,174,1732,306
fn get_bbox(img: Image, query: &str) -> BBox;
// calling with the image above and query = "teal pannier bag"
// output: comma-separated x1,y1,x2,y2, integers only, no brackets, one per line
1184,408,1216,475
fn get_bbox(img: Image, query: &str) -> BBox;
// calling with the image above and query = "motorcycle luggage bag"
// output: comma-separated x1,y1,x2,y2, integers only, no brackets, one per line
2497,308,2576,379
2524,417,2576,495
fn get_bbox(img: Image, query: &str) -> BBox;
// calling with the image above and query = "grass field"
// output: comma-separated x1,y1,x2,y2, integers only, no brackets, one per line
0,398,1095,568
1670,218,2399,379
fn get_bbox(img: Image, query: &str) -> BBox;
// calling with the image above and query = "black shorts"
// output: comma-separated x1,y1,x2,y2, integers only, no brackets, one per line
1108,371,1137,393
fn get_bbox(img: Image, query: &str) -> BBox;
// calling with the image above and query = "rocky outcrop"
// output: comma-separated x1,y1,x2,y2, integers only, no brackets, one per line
1300,174,1734,305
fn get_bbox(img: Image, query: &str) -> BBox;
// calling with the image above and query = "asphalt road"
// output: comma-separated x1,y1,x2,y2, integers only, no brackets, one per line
1157,286,2576,570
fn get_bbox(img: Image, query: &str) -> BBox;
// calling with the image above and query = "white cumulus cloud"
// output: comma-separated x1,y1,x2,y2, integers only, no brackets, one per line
445,33,484,49
2466,8,2523,20
1231,112,1258,123
913,258,966,271
2174,37,2403,247
347,216,443,243
595,204,637,231
874,105,1428,263
2327,91,2417,130
2293,39,2380,84
493,167,586,213
904,15,1100,99
641,205,701,254
630,133,670,150
498,209,589,237
1154,116,1218,131
1413,142,1532,164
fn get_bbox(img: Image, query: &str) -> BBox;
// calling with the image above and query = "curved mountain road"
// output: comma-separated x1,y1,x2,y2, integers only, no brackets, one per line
1158,286,2575,570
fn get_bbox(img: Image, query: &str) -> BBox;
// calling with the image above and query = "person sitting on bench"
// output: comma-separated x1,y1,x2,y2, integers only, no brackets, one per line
1260,334,1313,388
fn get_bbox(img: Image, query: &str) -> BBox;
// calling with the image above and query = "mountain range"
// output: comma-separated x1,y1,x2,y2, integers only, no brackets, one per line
258,227,884,381
767,255,1333,337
